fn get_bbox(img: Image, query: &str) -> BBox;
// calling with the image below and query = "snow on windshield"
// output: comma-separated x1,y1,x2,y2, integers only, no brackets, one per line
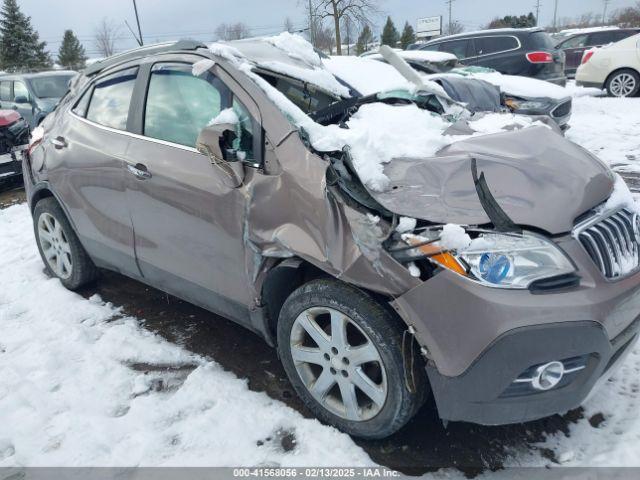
208,34,553,192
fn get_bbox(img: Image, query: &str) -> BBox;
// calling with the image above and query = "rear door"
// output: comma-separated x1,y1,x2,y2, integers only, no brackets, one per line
0,80,13,110
123,58,260,324
48,67,140,276
558,34,588,73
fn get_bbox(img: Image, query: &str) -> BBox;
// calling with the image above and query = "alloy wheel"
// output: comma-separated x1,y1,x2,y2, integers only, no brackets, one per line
289,307,388,421
610,73,637,97
38,212,73,279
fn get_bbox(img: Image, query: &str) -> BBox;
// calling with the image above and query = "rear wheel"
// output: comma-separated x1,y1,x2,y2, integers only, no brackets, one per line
33,197,97,290
605,69,640,97
277,279,427,439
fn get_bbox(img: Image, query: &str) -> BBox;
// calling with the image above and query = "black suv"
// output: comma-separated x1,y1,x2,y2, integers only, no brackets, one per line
419,28,567,85
556,28,640,77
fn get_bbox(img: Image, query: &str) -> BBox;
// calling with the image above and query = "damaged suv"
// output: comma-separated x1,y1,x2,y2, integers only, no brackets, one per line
25,34,640,439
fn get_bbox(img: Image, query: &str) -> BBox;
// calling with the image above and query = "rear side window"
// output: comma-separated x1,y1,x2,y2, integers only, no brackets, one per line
420,44,441,52
86,68,138,130
144,63,228,148
0,81,12,101
438,39,472,59
589,31,632,45
529,32,556,50
475,36,519,56
560,34,587,49
13,81,29,101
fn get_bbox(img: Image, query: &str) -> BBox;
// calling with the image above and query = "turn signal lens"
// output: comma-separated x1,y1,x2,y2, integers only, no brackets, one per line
431,252,467,276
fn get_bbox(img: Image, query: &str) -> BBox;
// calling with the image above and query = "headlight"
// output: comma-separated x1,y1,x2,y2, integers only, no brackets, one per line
459,233,575,288
393,230,575,289
504,98,550,111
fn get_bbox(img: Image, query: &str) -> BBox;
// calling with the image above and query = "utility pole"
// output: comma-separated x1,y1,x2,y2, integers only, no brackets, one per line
308,0,315,45
535,0,542,26
552,0,559,31
132,0,143,45
602,0,611,25
446,0,454,34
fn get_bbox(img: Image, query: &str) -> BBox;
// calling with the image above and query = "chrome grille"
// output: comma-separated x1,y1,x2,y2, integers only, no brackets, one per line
576,208,640,279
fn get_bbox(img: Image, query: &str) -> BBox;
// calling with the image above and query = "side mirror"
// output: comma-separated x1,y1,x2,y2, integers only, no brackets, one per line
14,95,29,104
196,124,244,188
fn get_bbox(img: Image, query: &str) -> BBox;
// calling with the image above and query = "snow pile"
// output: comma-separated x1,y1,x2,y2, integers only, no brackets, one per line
263,32,322,68
0,205,372,467
366,50,458,64
467,113,547,134
602,174,640,214
438,224,472,251
396,216,417,233
209,108,239,126
192,59,216,76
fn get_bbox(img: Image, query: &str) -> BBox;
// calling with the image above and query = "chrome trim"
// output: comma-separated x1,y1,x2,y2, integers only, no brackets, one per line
69,111,200,154
573,207,640,280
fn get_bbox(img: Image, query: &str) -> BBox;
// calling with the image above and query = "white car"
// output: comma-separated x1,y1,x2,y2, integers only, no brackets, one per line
576,33,640,97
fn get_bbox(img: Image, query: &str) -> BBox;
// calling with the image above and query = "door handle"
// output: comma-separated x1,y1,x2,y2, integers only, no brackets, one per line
127,163,152,180
50,136,67,149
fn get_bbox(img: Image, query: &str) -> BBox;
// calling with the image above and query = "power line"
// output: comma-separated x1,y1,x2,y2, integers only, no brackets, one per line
602,0,611,25
445,0,454,34
552,0,560,30
534,0,542,26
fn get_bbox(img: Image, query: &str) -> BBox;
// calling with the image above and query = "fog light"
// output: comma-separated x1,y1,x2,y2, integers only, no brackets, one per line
532,361,564,391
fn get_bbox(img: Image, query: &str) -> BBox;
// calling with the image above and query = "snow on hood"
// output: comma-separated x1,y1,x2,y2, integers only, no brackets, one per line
443,67,570,100
323,56,413,96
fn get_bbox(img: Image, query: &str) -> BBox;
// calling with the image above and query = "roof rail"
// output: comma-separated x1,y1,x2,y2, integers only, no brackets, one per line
84,40,208,76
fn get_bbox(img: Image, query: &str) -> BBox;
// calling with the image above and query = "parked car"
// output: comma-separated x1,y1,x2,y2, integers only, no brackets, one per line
555,27,640,78
0,71,77,128
24,36,640,439
356,50,572,129
576,33,640,97
0,109,29,186
419,28,567,86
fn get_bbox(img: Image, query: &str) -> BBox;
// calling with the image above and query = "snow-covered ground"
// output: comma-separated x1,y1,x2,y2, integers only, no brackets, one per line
0,82,639,472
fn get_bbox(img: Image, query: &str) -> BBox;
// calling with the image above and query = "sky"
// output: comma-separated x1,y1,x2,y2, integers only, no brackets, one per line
17,0,640,58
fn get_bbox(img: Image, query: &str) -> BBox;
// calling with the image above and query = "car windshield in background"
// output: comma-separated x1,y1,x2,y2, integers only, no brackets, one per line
28,75,74,99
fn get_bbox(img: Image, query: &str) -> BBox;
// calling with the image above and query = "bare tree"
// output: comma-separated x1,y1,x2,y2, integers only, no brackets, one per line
314,20,336,53
214,22,251,41
94,18,120,57
443,20,464,35
311,0,379,55
284,17,295,33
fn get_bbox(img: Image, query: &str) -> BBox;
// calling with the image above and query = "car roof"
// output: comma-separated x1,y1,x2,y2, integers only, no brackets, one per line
425,27,543,44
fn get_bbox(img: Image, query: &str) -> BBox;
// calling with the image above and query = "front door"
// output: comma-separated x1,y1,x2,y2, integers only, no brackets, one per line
124,61,259,324
12,81,33,126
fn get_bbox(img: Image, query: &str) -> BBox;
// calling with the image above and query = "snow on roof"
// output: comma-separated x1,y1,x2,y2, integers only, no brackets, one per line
558,26,620,36
428,27,541,43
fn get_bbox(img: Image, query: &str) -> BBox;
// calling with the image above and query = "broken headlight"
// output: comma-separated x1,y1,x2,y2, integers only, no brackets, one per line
457,233,576,289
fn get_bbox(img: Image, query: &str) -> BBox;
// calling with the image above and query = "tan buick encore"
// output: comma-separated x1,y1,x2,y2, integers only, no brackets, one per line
24,37,640,439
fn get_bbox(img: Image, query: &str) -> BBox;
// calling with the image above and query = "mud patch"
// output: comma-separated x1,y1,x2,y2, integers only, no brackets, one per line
588,412,606,428
125,362,199,397
256,429,298,453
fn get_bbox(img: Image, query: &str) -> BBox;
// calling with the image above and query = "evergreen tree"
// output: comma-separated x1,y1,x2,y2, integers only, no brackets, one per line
58,29,87,70
0,0,51,71
399,21,416,49
380,17,399,47
355,24,374,55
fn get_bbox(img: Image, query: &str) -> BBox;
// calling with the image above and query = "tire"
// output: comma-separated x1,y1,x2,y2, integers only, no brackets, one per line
33,197,98,290
277,279,428,439
605,69,640,97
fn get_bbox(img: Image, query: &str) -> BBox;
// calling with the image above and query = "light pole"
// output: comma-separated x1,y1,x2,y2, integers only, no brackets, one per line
552,0,559,31
535,0,542,26
602,0,611,25
446,0,454,34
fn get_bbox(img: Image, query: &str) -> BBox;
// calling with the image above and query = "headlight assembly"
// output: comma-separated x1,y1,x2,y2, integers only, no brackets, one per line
391,230,576,289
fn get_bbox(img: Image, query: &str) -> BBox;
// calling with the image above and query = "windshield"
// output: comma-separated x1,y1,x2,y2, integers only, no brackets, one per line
28,75,74,99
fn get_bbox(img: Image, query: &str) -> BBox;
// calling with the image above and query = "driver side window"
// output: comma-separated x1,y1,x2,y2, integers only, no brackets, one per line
144,63,230,148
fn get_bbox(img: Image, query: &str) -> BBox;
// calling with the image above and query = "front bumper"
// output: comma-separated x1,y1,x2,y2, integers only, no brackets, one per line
392,237,640,425
426,318,639,424
0,151,23,183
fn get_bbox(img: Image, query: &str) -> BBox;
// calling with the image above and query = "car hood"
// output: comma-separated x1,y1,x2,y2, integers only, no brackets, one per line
366,126,614,234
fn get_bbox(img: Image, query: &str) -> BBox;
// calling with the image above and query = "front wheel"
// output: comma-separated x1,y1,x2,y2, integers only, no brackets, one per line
606,69,640,97
277,279,427,439
33,197,97,290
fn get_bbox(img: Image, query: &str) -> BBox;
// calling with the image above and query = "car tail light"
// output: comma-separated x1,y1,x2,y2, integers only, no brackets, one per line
526,51,554,63
582,50,595,64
